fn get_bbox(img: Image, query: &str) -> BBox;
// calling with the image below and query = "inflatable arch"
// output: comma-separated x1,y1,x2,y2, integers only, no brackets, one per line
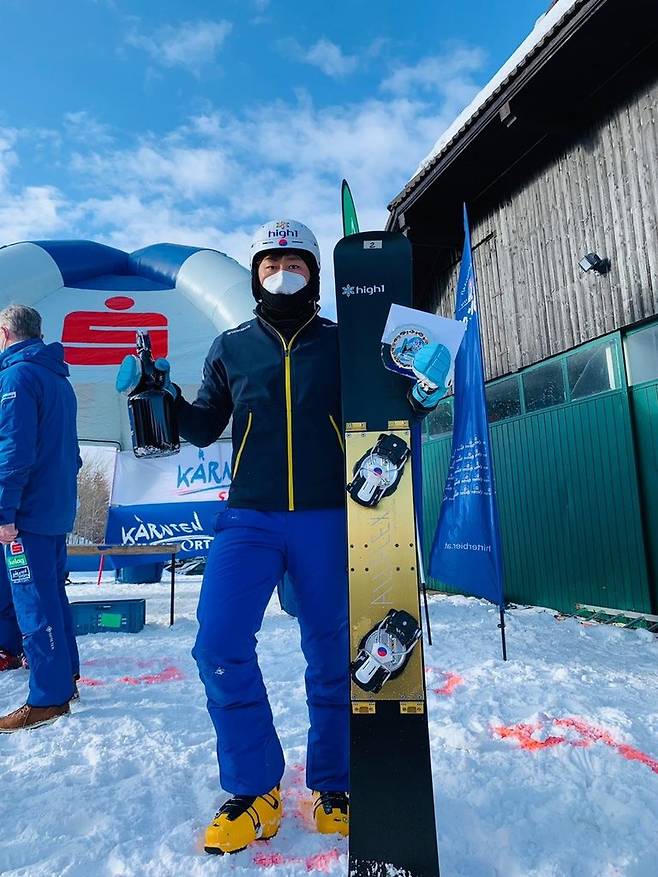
0,240,254,449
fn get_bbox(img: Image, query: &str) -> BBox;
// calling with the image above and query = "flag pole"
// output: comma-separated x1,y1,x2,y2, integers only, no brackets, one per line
415,514,433,646
499,607,507,661
411,422,432,645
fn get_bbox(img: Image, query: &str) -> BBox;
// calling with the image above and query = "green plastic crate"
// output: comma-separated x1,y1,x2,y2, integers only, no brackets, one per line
70,599,146,635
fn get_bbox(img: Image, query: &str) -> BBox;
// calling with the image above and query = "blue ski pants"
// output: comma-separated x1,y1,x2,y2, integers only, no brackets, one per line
0,532,79,707
192,507,349,796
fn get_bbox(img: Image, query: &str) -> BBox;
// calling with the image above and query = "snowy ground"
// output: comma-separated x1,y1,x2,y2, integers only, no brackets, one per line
1,576,657,877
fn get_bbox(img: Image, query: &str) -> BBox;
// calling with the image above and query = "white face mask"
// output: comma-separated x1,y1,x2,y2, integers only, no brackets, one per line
261,270,308,295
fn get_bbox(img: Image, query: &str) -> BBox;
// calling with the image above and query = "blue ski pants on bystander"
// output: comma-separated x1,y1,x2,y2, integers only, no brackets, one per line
0,532,79,706
192,507,349,796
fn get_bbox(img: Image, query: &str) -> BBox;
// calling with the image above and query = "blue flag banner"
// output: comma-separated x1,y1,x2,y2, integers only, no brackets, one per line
429,205,505,608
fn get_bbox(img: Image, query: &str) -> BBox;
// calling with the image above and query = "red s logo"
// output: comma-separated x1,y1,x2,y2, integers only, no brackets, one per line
62,296,168,365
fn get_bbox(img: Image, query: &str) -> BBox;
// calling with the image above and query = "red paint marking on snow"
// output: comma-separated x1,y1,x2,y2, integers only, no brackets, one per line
78,676,105,687
80,658,184,685
253,851,287,866
554,717,621,745
554,718,658,773
305,849,341,872
295,795,316,831
494,721,565,751
495,717,658,773
117,665,185,685
616,744,658,774
252,849,341,872
433,671,464,696
281,763,312,827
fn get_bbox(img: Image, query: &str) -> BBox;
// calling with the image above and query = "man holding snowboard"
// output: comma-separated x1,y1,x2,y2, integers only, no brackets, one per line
118,219,446,854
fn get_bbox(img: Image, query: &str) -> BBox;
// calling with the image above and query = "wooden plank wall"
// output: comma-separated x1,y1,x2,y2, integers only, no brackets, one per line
428,76,658,381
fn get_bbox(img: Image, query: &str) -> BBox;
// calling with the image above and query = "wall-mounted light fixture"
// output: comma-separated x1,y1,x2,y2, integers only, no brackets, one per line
579,252,610,275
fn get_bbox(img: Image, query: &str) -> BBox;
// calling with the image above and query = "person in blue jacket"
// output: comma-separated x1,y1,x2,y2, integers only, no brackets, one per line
0,305,81,732
118,220,446,854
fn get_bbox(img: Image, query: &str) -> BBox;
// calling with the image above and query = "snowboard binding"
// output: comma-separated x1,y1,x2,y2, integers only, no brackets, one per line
351,609,422,693
347,433,410,507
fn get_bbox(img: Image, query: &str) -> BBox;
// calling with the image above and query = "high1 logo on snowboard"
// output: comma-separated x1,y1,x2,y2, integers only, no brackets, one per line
341,283,386,297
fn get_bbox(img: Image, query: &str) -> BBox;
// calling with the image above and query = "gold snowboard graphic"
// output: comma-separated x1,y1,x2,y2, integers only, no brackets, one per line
345,425,425,706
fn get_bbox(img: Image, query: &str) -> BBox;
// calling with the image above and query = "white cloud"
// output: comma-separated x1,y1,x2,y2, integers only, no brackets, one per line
61,93,449,266
0,129,19,191
302,38,359,78
125,19,233,74
0,128,68,243
63,111,115,146
71,193,230,253
280,37,368,78
0,43,487,315
71,142,232,200
381,45,486,97
0,184,68,245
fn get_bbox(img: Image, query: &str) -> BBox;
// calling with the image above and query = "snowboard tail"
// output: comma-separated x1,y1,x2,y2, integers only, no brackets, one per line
334,232,440,877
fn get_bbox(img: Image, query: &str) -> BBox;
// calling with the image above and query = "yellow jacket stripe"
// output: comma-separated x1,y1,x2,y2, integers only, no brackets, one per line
329,414,345,452
232,411,253,478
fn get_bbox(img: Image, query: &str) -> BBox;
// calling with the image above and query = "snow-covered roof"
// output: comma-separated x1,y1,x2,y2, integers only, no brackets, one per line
390,0,584,209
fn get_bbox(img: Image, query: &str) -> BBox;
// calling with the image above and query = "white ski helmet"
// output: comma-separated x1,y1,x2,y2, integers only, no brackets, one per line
249,219,321,270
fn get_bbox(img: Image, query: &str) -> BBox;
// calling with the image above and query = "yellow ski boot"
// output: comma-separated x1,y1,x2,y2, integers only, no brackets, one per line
204,786,282,854
312,791,349,837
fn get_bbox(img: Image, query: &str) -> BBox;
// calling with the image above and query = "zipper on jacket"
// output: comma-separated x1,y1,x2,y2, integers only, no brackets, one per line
329,414,345,452
232,411,253,479
259,310,318,511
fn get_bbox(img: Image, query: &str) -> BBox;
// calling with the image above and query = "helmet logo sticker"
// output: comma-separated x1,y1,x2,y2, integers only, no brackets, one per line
250,218,321,269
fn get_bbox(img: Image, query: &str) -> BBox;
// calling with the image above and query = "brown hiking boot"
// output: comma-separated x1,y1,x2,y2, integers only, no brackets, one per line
0,702,70,733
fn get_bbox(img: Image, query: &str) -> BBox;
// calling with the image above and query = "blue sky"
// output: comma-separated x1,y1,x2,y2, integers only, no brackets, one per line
0,0,549,288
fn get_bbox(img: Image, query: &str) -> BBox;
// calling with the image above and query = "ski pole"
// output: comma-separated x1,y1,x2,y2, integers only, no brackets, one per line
415,514,433,646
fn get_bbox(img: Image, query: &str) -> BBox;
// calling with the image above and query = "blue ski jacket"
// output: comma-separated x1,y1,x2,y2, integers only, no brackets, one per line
176,310,345,511
0,339,81,534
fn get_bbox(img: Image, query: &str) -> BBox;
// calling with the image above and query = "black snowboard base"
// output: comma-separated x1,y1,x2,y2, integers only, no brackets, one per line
350,702,439,876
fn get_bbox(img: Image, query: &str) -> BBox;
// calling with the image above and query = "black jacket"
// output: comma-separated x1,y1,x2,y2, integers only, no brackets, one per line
176,311,345,511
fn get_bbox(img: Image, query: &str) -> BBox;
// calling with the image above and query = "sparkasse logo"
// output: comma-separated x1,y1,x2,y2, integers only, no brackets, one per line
341,283,385,297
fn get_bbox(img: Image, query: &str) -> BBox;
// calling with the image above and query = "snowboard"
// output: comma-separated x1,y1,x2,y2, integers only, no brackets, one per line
334,221,440,877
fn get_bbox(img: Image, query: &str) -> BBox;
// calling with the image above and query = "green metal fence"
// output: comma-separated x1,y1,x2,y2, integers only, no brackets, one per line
421,333,653,614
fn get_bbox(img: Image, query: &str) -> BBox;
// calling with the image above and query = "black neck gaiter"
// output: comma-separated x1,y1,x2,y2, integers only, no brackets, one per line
257,293,318,341
253,258,320,340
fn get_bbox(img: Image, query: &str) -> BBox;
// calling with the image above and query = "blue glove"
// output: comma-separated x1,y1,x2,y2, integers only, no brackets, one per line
116,355,142,396
154,358,178,399
410,343,451,408
116,355,177,398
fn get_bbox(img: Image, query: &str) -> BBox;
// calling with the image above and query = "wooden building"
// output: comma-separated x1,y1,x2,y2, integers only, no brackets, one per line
387,0,658,614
